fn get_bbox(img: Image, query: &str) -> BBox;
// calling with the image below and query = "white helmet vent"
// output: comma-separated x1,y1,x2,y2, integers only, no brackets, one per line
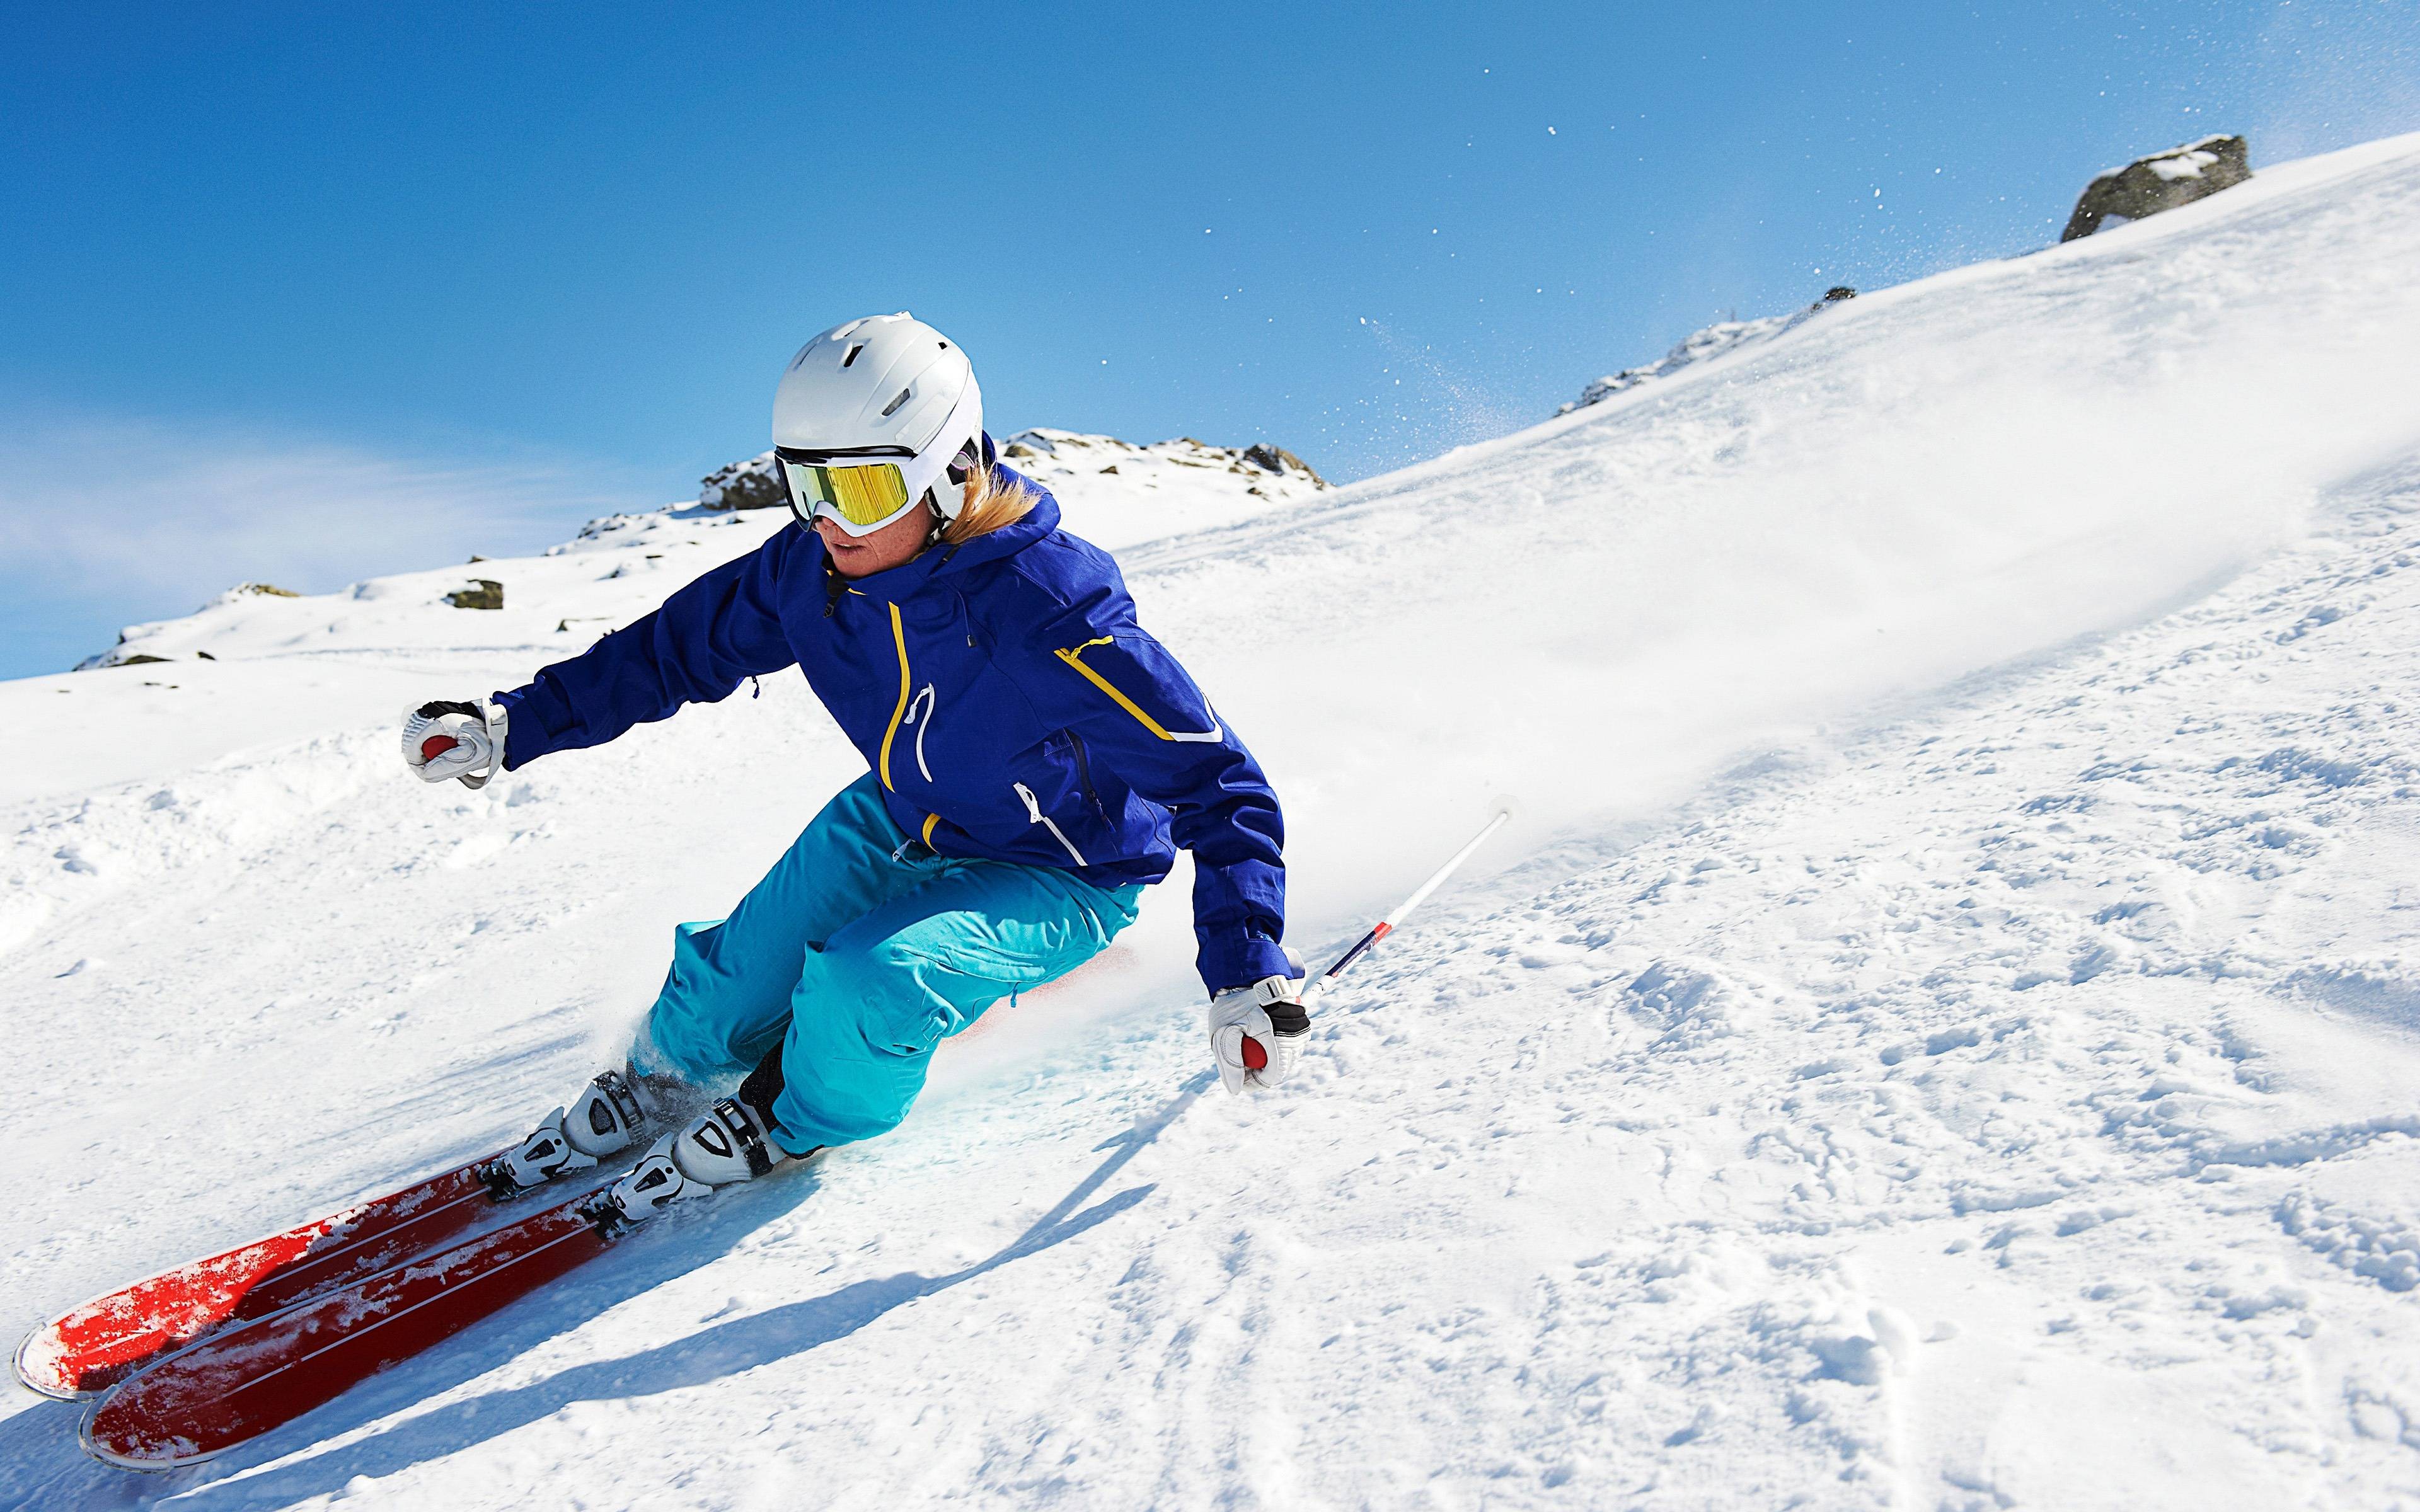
841,343,865,369
880,387,913,418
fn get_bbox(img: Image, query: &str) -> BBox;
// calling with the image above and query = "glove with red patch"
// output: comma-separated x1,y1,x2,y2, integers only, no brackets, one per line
401,698,507,789
1209,973,1310,1094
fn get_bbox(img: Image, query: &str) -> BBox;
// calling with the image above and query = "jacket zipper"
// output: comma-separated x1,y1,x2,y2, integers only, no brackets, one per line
1013,782,1088,866
1066,730,1108,819
904,685,935,782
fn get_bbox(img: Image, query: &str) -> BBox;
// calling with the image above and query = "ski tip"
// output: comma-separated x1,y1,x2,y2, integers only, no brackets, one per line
13,1324,90,1402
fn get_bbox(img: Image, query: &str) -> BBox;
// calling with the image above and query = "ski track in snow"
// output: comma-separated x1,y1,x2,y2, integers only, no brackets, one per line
6,135,2420,1508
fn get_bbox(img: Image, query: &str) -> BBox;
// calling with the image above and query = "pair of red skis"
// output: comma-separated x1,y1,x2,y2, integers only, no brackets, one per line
16,1142,668,1469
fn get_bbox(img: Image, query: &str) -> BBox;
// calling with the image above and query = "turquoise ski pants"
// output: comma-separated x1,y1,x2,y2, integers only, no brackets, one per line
634,773,1142,1154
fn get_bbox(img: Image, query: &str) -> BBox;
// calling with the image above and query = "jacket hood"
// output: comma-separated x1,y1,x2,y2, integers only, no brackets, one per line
931,465,1061,577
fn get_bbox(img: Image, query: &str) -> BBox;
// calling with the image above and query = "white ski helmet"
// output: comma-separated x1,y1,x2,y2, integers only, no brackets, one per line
771,312,984,537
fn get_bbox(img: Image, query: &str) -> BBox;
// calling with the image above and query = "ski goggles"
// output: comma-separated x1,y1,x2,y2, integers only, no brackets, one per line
776,437,984,537
778,451,916,530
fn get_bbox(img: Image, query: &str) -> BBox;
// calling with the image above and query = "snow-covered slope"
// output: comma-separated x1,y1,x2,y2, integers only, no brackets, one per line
6,132,2420,1509
1555,287,1855,415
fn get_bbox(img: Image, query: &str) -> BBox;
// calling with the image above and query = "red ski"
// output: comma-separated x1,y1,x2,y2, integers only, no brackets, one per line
16,1146,531,1399
81,1176,691,1468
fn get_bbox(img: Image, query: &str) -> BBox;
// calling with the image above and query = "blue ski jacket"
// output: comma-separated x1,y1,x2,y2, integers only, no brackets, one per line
494,459,1290,997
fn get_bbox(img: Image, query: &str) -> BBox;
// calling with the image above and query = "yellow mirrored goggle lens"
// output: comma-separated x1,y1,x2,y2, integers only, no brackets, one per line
793,461,911,525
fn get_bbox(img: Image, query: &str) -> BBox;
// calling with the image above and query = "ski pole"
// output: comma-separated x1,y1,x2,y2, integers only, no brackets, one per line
1301,806,1514,1009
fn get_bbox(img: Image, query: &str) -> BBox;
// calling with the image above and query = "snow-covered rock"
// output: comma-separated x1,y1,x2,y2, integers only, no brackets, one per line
2062,132,2254,242
696,451,783,511
1557,287,1855,415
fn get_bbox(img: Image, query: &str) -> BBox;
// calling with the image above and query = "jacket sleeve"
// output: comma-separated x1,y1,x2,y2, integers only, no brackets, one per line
1017,602,1293,997
494,532,800,767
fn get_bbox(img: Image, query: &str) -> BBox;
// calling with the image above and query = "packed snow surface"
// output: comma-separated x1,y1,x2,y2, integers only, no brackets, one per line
6,133,2420,1509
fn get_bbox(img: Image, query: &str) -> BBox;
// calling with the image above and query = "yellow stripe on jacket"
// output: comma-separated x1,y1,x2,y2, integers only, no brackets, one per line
879,602,911,789
1054,637,1223,742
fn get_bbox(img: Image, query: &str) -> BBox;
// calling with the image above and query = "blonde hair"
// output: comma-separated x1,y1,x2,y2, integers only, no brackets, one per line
938,462,1039,546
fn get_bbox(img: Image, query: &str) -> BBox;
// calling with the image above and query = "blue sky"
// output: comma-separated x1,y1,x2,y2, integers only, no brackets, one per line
4,1,2417,678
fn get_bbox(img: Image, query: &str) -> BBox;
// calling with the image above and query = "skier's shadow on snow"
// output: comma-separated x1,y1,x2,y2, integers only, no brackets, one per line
188,1072,1212,1506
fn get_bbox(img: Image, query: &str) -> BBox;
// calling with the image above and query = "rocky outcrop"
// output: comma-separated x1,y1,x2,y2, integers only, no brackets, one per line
1240,444,1325,486
445,580,505,610
1558,287,1855,416
698,452,785,510
1001,430,1329,491
2061,135,2250,242
76,645,191,670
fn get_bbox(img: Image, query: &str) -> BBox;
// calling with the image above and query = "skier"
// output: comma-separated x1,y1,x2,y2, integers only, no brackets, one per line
400,312,1306,1226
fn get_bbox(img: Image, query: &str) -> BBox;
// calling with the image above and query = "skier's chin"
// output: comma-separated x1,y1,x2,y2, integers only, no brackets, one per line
813,511,926,578
824,542,878,578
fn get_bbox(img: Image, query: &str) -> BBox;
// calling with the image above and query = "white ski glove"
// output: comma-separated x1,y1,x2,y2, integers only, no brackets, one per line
401,698,508,788
1209,973,1310,1094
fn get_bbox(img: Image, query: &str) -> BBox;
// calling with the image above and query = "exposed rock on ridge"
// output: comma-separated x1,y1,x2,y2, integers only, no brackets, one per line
1000,429,1328,499
2062,134,2252,243
698,453,785,511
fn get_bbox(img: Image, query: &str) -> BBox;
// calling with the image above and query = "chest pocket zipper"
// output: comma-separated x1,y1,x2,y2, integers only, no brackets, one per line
1013,782,1088,866
1066,730,1110,819
902,685,935,781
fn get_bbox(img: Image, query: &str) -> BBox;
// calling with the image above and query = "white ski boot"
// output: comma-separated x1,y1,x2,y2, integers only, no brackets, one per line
592,1096,804,1232
480,1067,656,1199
